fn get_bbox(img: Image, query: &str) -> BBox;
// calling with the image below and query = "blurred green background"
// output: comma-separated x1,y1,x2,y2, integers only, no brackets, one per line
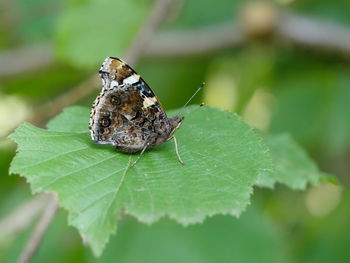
0,0,349,262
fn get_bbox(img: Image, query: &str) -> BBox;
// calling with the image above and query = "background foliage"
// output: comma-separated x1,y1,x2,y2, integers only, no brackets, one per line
1,0,350,262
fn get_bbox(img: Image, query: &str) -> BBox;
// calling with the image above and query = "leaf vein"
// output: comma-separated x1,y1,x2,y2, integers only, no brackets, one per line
17,145,90,170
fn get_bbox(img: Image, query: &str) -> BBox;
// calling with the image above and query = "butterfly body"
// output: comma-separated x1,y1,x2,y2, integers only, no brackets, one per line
89,57,184,155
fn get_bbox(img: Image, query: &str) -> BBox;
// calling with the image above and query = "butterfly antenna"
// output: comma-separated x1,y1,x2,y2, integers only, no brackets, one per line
178,82,205,116
183,82,205,108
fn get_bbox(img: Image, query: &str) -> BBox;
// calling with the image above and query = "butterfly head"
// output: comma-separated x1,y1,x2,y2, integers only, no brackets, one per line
168,116,184,139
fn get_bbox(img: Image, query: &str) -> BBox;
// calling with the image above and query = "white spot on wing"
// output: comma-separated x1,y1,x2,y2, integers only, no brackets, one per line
143,97,156,108
110,80,119,88
123,74,140,85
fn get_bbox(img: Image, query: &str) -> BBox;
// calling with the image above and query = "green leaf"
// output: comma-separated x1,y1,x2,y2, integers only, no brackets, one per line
257,134,323,189
91,209,289,263
56,0,150,69
46,106,89,132
270,52,350,154
9,106,272,256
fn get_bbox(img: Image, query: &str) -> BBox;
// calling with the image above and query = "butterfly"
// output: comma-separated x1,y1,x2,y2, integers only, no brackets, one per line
89,57,184,166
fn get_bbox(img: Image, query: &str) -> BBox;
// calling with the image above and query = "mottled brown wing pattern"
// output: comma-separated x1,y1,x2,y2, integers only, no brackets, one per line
89,57,184,154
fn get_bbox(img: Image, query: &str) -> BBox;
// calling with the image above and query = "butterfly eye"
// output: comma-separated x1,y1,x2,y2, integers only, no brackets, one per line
100,117,111,127
110,73,116,80
110,95,121,106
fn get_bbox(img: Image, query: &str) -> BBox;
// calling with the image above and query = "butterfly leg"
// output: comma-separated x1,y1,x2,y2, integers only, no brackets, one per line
130,142,150,167
173,136,184,165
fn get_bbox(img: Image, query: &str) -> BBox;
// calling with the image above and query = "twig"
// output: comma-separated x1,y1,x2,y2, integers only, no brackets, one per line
124,0,177,65
0,43,53,77
146,9,350,58
0,195,49,238
28,75,100,126
17,195,58,263
277,13,350,57
145,22,246,58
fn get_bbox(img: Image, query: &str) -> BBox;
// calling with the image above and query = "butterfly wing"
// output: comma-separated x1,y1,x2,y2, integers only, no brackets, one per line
89,57,173,153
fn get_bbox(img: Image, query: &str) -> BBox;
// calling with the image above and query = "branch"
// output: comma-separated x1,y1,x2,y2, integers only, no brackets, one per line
17,195,58,263
277,13,350,57
28,75,100,126
124,0,178,65
146,4,350,58
145,22,246,58
0,43,53,77
0,195,49,239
